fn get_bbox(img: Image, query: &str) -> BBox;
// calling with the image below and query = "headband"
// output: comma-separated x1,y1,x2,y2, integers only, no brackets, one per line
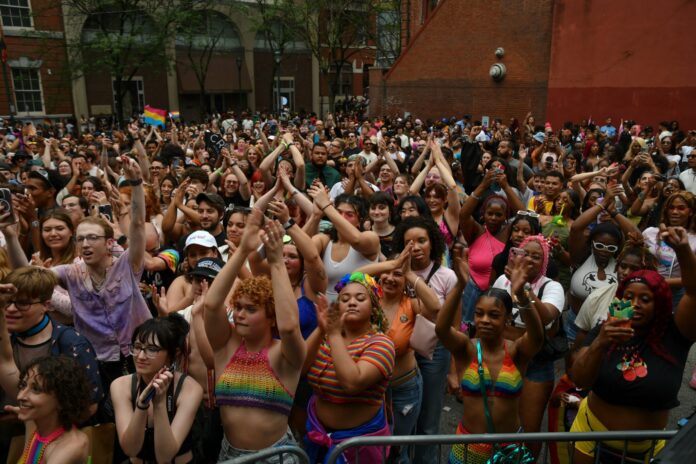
335,272,383,300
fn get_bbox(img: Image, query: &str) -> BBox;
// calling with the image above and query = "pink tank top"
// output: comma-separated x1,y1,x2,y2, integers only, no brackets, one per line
468,228,505,290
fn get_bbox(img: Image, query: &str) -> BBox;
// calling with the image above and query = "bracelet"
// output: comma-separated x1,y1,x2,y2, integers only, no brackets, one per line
320,203,332,212
125,178,143,186
610,210,619,218
413,276,422,288
291,189,300,196
136,401,149,410
597,203,606,211
215,168,224,176
282,141,290,150
470,192,481,201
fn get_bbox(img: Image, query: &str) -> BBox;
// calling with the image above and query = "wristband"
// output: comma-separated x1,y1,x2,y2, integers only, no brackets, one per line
470,192,481,201
320,203,332,212
291,189,300,196
283,218,296,230
597,203,606,211
125,178,143,186
413,276,422,289
215,168,224,176
136,401,149,410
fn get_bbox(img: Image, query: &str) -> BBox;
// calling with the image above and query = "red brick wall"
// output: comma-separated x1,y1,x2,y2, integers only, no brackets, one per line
0,0,73,116
546,0,696,129
370,0,555,121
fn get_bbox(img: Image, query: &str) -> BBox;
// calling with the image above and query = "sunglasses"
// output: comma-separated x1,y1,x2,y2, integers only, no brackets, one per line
592,241,618,253
516,210,540,219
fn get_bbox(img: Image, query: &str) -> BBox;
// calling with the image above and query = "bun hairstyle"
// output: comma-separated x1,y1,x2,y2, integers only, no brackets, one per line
479,288,514,314
131,314,189,364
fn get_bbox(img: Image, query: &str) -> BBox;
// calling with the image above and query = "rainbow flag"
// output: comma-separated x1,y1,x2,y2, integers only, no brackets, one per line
144,105,166,128
169,111,180,120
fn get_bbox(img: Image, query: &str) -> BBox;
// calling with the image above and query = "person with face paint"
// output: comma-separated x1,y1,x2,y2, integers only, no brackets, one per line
438,246,544,464
570,225,696,464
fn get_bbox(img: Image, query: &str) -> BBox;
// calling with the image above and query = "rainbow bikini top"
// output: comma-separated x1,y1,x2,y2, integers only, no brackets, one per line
460,342,523,398
214,342,294,416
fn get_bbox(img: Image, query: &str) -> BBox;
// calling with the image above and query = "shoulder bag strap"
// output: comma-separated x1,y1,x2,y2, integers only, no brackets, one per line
477,339,496,434
425,261,441,285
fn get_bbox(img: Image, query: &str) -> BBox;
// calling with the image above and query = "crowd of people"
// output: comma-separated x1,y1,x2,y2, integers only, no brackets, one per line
0,111,695,464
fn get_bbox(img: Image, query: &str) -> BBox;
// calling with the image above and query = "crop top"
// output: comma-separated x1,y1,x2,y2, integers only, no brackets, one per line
130,374,192,461
460,341,523,398
582,320,692,410
386,297,415,357
307,333,395,406
214,342,294,416
468,228,505,290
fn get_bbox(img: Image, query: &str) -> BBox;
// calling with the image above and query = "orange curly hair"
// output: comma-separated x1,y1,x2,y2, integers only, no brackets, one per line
232,275,275,318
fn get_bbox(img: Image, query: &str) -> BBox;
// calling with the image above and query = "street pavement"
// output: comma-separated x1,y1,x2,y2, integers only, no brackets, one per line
434,344,696,462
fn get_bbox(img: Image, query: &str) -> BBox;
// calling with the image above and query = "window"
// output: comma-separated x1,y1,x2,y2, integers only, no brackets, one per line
0,0,32,28
112,77,144,117
12,68,43,113
273,77,295,110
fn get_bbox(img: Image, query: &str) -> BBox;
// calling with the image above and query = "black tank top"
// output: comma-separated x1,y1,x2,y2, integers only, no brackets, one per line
130,374,194,462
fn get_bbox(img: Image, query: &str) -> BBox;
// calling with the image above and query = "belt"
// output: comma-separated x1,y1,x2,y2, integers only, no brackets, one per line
390,367,417,388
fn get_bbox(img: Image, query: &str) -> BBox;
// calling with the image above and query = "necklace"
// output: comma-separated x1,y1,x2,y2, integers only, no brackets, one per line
19,426,66,464
16,314,51,338
616,343,648,382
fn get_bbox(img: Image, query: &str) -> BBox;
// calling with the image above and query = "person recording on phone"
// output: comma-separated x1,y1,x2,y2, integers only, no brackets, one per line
0,155,151,397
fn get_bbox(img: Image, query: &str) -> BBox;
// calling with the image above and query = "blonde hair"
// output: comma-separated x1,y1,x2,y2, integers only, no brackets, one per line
3,267,57,301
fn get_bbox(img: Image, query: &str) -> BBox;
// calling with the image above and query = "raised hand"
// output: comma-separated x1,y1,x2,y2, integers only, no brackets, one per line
307,182,331,210
659,224,689,251
260,220,285,264
121,155,142,180
267,199,290,224
452,243,470,283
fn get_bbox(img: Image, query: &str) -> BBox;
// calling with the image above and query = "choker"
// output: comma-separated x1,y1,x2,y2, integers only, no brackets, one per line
16,314,50,338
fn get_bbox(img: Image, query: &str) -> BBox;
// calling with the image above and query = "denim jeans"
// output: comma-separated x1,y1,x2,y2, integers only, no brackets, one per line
413,343,451,464
388,368,423,464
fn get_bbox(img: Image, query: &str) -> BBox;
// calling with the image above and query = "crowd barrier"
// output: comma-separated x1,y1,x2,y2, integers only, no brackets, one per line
222,445,310,464
324,430,678,464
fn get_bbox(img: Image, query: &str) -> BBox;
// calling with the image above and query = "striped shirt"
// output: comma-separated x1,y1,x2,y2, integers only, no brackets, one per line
308,333,395,406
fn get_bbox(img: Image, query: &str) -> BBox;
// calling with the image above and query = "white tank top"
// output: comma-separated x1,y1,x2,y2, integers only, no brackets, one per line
323,240,377,302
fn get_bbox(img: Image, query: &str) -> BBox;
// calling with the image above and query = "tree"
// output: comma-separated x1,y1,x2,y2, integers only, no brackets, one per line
250,0,300,113
176,9,240,120
289,0,399,115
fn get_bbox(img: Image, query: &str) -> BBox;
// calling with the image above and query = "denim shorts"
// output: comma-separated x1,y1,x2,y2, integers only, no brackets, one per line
525,356,555,383
218,428,299,463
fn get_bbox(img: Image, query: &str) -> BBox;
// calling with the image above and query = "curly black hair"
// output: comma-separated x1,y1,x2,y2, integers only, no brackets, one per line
19,356,92,428
392,216,445,264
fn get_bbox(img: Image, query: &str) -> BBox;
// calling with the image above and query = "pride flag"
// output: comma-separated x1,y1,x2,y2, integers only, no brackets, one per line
169,111,180,120
144,105,166,128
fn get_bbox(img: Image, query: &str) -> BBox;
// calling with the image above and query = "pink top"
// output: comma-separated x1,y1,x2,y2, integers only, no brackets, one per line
468,228,505,290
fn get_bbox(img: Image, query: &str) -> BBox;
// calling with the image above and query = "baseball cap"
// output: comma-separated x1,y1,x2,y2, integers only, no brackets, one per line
533,132,545,144
184,230,217,250
196,192,225,214
28,168,63,191
188,257,224,279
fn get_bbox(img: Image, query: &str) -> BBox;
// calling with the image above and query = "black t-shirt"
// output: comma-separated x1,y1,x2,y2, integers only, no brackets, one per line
582,319,692,411
223,192,246,208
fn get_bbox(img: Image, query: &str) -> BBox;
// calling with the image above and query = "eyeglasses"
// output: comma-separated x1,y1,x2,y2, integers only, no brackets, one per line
1,300,42,311
592,241,618,253
75,234,106,244
687,155,696,159
516,210,540,219
129,343,162,358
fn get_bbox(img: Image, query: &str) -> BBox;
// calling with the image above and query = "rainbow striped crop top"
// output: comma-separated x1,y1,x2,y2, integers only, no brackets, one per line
214,342,294,416
460,342,523,398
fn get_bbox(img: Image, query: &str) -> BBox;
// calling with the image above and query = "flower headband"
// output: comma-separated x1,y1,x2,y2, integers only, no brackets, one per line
334,272,384,300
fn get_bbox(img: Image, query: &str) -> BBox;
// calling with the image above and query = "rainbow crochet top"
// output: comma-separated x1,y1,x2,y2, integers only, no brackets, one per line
460,343,523,398
215,342,294,416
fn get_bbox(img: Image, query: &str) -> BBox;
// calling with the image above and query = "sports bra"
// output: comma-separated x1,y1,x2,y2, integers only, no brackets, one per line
323,240,377,301
386,297,415,357
214,342,294,416
460,341,523,398
130,374,192,462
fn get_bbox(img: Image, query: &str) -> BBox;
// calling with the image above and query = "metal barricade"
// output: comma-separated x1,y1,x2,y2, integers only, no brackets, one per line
223,445,310,464
325,430,677,464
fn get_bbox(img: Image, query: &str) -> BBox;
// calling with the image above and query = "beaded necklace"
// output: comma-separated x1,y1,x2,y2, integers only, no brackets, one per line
19,426,66,464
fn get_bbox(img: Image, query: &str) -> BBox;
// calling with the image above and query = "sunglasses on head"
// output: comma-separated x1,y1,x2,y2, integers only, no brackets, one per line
516,210,540,219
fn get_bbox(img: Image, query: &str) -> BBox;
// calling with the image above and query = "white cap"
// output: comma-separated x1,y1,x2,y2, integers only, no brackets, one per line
185,230,217,250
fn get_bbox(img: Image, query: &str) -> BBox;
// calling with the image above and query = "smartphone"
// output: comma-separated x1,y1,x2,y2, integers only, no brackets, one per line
494,167,504,175
140,362,177,406
509,247,526,262
0,188,13,217
98,204,113,221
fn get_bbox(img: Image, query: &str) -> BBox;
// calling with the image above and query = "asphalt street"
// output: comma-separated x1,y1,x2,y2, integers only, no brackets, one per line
434,344,696,462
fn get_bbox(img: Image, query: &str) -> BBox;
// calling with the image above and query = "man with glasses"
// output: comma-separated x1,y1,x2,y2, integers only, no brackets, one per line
344,132,361,156
679,145,696,194
0,267,103,418
358,136,378,164
0,155,149,396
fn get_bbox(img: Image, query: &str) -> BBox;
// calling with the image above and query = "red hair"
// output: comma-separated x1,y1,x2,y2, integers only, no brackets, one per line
616,270,675,364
